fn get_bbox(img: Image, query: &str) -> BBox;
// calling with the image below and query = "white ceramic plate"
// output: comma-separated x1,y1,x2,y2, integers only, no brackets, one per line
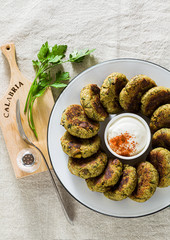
47,59,170,218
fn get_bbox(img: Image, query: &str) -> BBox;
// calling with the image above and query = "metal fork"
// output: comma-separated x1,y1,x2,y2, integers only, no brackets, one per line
16,99,73,225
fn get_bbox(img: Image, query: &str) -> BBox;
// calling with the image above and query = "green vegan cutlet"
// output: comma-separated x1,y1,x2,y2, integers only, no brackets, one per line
148,148,170,188
60,131,101,158
141,86,170,117
80,84,108,121
129,161,159,202
61,104,100,138
68,150,108,179
100,72,128,114
150,104,170,133
152,128,170,150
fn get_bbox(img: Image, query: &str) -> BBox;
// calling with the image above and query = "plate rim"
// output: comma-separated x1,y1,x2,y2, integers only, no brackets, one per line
47,58,170,218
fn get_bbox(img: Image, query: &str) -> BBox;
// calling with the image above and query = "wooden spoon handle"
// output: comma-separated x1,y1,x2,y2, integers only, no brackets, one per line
1,43,20,76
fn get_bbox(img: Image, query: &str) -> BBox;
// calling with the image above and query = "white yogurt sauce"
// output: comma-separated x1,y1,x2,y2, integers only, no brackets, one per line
107,116,147,156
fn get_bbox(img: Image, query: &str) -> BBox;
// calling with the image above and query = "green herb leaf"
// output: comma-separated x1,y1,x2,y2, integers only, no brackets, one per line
48,45,67,63
48,55,63,63
69,48,95,63
50,71,70,88
50,83,67,88
51,44,67,58
37,41,49,61
55,71,70,82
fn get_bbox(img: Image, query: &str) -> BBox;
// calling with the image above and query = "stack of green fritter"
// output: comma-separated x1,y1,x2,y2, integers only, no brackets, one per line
60,104,108,179
141,86,170,189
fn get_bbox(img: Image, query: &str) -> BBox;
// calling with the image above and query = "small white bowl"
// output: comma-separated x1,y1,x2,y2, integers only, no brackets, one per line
104,113,151,161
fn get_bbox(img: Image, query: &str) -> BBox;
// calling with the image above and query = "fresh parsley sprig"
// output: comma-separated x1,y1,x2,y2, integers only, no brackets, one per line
24,42,95,138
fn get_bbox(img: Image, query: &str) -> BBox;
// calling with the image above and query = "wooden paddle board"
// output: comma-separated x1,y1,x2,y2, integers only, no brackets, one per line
0,43,54,178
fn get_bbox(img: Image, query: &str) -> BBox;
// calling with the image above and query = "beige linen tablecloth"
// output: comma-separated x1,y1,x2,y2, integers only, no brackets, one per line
0,0,170,239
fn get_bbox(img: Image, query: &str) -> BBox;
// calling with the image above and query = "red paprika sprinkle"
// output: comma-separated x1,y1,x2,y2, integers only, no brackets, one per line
109,132,137,156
